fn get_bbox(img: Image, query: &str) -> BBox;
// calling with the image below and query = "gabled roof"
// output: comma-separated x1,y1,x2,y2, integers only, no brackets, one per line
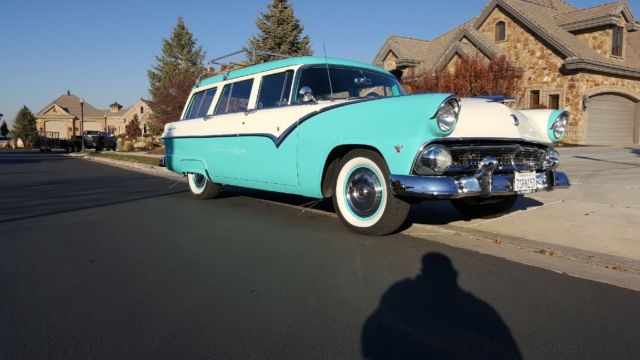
373,20,477,70
36,93,149,120
555,2,635,31
480,0,640,75
37,94,104,118
432,27,510,69
119,98,153,120
375,0,640,79
372,36,432,67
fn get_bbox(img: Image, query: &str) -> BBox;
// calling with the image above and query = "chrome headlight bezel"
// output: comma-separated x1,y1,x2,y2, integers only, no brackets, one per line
548,111,569,142
415,144,453,175
431,96,461,135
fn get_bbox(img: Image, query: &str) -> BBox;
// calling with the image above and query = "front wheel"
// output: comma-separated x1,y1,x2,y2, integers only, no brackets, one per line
187,173,222,199
451,195,520,219
332,150,410,236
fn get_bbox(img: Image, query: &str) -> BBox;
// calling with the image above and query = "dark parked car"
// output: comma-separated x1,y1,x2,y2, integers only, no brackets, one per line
83,131,116,151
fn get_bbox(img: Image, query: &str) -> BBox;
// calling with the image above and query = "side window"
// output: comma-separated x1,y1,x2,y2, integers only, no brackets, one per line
183,87,217,120
215,79,254,115
257,70,294,109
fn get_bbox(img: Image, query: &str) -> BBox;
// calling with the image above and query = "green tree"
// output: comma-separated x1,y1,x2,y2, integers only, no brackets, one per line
12,106,37,147
0,120,8,138
147,17,205,135
248,0,312,63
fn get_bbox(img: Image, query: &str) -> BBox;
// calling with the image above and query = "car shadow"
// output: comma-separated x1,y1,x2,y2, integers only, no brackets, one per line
361,252,522,360
217,187,544,230
629,148,640,157
573,155,640,167
407,196,544,226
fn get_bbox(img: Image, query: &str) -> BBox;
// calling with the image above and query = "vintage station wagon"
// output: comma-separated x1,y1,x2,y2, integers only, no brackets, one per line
161,56,570,235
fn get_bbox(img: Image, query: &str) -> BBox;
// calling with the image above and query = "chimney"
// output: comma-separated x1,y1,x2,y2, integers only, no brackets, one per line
67,90,71,96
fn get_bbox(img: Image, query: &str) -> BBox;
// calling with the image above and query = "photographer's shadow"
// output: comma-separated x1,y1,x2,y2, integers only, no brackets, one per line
362,253,522,360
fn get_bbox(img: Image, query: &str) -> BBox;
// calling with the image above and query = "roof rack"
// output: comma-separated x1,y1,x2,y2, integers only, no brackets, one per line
196,48,291,85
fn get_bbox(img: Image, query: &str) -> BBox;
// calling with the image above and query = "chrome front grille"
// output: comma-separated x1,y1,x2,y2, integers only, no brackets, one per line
447,144,547,173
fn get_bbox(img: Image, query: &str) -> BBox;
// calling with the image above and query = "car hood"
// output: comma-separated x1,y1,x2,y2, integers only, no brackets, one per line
450,98,551,144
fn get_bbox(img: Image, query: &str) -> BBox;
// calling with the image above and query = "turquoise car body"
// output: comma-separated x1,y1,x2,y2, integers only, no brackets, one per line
163,57,453,198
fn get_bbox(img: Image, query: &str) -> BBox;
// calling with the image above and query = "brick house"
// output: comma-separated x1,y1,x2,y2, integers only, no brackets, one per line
35,91,154,139
374,0,640,144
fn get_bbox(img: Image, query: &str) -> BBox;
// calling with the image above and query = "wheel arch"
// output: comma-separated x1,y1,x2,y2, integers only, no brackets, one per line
320,144,386,198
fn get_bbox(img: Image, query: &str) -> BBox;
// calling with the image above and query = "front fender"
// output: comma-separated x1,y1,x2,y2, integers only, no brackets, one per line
296,94,453,197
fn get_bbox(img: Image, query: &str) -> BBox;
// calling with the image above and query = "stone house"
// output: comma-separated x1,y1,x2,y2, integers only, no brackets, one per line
374,0,640,144
35,91,154,139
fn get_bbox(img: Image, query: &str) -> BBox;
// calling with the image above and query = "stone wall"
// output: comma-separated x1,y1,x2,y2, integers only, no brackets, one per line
477,7,640,144
575,26,612,58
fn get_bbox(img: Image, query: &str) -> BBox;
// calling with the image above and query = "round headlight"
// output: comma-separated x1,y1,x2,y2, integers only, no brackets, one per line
416,144,452,175
435,100,459,132
551,114,568,140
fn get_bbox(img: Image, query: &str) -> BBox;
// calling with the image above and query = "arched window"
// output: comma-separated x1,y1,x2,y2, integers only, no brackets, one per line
495,21,506,41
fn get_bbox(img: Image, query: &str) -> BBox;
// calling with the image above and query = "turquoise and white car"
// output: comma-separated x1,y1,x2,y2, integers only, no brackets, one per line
161,56,570,235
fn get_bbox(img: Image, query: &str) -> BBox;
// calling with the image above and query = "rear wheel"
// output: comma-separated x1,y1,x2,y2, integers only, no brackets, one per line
332,150,410,236
187,173,222,199
451,195,520,218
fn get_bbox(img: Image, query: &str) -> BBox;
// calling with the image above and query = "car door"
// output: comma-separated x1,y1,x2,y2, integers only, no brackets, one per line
175,85,242,180
237,70,302,186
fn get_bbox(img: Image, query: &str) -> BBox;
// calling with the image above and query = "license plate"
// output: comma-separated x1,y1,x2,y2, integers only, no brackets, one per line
514,171,537,193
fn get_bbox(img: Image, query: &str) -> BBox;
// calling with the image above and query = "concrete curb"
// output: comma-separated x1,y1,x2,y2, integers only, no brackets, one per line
69,153,185,182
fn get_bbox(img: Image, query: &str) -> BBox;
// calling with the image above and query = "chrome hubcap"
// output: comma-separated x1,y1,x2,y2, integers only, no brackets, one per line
193,174,207,188
345,167,383,218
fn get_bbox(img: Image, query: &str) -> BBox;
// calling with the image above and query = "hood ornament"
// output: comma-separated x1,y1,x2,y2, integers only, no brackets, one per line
511,114,520,126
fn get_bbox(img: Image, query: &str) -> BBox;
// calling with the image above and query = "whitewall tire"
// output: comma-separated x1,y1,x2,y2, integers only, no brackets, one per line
187,173,222,199
332,150,410,235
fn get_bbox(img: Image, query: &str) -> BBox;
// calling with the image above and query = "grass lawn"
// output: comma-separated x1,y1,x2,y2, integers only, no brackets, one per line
88,152,161,167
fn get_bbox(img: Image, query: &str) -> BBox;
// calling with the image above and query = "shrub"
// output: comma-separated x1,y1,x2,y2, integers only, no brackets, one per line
403,55,522,98
122,140,134,152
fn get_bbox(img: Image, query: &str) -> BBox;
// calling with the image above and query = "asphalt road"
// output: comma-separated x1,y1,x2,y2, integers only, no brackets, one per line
1,151,639,360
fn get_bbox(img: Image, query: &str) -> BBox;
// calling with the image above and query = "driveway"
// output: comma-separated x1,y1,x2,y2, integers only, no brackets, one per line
404,146,640,263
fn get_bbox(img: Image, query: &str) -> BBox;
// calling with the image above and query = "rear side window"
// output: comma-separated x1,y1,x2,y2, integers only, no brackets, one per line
215,79,254,115
183,87,217,120
257,70,294,109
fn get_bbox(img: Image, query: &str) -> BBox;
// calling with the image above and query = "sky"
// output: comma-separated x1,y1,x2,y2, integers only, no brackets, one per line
1,0,638,126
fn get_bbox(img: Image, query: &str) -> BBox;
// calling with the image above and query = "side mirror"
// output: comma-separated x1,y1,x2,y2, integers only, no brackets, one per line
299,86,316,103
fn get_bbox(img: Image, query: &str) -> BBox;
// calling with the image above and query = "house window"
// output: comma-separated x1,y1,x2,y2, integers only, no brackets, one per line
612,26,623,57
495,21,506,42
530,90,540,107
549,94,560,109
140,106,144,114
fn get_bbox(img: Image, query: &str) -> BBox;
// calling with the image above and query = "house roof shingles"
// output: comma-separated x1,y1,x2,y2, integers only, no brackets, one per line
375,0,640,79
37,94,132,119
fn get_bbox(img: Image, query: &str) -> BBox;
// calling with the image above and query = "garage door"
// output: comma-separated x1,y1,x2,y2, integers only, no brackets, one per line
44,120,68,139
587,93,637,144
83,121,104,132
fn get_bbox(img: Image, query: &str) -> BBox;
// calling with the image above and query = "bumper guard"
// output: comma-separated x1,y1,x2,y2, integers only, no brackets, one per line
390,156,570,199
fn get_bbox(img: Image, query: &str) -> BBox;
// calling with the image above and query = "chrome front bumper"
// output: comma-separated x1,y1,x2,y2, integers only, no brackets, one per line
390,171,570,199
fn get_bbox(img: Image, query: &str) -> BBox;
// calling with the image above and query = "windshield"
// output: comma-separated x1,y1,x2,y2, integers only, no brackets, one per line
296,66,405,103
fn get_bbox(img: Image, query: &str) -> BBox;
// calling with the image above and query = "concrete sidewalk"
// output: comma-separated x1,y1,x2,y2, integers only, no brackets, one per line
408,146,640,263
